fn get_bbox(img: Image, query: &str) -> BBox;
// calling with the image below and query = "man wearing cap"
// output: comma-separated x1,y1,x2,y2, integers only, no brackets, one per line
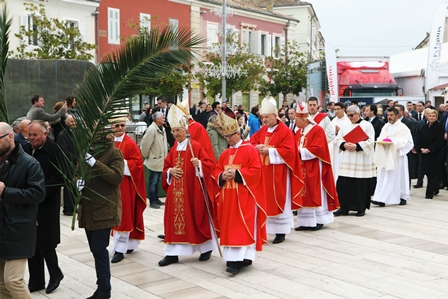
250,97,304,244
293,105,339,231
214,112,267,274
159,105,216,267
110,114,146,264
307,96,335,143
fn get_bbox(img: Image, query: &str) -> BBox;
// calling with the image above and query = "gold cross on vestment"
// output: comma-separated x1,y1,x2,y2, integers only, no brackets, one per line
224,154,241,189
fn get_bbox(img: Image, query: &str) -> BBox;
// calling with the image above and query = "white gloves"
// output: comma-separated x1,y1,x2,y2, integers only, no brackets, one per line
76,180,85,191
85,153,96,167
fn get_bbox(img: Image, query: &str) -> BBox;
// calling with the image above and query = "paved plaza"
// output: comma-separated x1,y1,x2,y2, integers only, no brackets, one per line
30,179,448,299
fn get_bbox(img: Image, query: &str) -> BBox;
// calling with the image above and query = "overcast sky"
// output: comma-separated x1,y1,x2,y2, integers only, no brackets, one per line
308,0,448,57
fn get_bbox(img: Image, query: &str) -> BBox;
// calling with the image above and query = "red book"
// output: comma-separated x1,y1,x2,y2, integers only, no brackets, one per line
343,125,369,143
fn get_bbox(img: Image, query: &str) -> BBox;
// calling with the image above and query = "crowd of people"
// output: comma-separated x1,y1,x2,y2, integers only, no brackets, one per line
1,93,447,299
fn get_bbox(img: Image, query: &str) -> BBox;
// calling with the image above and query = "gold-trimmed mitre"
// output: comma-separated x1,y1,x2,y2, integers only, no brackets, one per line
177,98,191,117
167,104,187,128
218,111,239,135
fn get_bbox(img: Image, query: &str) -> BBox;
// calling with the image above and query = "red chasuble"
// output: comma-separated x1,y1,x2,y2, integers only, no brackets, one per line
294,125,339,211
113,134,146,240
313,112,328,124
213,142,267,251
188,119,216,164
162,139,215,245
250,121,304,216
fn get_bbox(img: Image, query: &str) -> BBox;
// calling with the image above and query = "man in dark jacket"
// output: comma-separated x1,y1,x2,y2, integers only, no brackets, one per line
24,120,65,294
0,122,46,298
79,135,124,299
56,115,78,216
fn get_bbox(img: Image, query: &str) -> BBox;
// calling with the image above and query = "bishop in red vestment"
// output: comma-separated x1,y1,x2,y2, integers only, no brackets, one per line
250,97,304,244
158,105,217,267
110,119,146,263
213,111,267,274
293,105,339,231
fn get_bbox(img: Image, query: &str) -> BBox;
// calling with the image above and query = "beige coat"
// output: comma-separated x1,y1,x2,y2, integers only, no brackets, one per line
140,122,168,172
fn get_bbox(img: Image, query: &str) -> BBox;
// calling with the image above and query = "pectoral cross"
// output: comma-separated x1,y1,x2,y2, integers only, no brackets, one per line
224,154,241,189
261,136,275,166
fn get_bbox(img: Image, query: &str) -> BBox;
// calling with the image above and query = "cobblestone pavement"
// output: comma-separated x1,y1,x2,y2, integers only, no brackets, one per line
31,179,448,299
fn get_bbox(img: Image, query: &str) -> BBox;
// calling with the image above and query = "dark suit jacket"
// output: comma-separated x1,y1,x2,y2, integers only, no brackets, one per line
415,121,444,177
23,137,63,250
410,110,418,120
366,116,385,141
285,120,296,131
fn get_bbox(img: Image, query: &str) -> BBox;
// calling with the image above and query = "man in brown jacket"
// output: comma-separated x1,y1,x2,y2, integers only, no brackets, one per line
78,138,124,299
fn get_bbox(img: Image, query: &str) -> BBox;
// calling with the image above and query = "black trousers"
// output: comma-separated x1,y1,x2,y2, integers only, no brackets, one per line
417,153,424,185
28,249,62,288
63,186,74,214
426,175,439,198
85,228,112,295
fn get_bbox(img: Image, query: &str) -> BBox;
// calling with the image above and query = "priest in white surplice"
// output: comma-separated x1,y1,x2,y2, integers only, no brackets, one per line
330,102,351,182
371,107,414,207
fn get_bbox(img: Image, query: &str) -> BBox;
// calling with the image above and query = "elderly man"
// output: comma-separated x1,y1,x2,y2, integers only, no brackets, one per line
159,105,216,267
110,115,146,263
24,121,64,294
330,102,350,181
213,112,267,274
250,97,303,244
294,105,339,231
372,107,413,207
307,96,335,143
56,115,78,216
14,119,30,146
0,122,45,299
26,95,67,124
334,105,375,217
141,111,168,209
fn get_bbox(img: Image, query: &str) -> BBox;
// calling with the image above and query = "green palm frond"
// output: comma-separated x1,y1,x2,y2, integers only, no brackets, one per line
0,4,11,123
63,25,205,229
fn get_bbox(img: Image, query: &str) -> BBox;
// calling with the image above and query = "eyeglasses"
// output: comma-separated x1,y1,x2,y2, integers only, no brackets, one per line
114,124,126,128
0,133,9,139
347,114,356,117
224,132,237,138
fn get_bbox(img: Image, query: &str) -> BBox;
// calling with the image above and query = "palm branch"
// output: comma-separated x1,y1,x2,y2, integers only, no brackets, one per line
0,4,11,123
62,25,205,229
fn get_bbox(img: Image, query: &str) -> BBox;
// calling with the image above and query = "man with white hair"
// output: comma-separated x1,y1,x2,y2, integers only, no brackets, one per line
333,105,375,217
294,105,339,231
250,97,304,244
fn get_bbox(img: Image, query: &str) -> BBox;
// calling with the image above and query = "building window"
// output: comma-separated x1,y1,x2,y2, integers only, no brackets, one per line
140,13,151,33
108,7,120,45
169,18,178,49
20,13,39,46
207,22,219,48
274,36,281,58
261,34,266,55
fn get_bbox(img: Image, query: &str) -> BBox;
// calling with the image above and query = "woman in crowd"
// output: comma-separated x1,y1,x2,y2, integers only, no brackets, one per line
237,115,250,140
206,114,228,161
414,109,444,199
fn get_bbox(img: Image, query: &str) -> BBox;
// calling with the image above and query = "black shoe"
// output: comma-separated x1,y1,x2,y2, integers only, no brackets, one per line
295,224,324,231
333,208,349,216
225,261,244,274
413,184,423,188
96,293,111,299
111,252,124,263
371,200,380,205
156,199,165,206
46,273,63,294
29,286,45,293
63,211,73,216
292,210,298,216
434,190,440,196
356,211,365,217
157,234,165,240
378,202,385,207
158,255,178,266
149,203,160,209
273,234,285,244
126,249,134,254
399,199,407,205
425,196,433,199
199,250,212,261
86,290,98,299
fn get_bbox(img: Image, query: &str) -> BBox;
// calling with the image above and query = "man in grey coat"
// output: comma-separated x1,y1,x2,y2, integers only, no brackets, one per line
26,95,67,124
140,112,168,209
0,122,46,298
